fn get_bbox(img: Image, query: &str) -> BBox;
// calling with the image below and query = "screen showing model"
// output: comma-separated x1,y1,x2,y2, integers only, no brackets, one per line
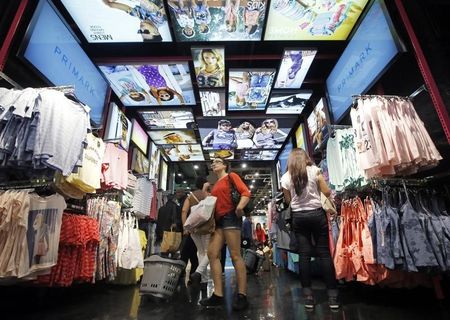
192,47,225,88
266,91,312,114
138,110,195,130
274,49,317,89
200,90,226,116
148,129,197,145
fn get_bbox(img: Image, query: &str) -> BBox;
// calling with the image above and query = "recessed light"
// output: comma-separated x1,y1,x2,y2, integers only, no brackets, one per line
177,173,182,177
252,179,255,183
255,172,259,176
250,185,254,189
242,163,247,168
183,181,187,184
194,165,199,169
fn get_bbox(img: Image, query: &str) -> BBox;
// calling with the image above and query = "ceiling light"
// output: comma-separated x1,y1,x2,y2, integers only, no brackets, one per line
250,185,254,189
242,163,247,168
194,165,199,169
252,179,255,183
183,181,187,184
177,173,182,177
255,172,259,176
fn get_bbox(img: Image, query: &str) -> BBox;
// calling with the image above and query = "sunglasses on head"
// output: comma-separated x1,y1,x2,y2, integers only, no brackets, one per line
264,120,275,124
138,29,151,34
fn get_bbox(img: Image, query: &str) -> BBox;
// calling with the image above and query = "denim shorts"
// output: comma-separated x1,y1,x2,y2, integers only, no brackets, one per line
216,211,242,230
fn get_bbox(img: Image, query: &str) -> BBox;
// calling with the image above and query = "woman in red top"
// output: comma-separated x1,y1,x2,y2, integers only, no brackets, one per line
200,158,251,310
255,223,266,245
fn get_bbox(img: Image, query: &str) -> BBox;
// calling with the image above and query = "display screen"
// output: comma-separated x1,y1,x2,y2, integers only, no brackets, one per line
241,149,278,161
148,129,197,145
198,117,293,150
131,119,149,154
326,0,404,122
104,103,132,151
278,140,293,175
99,63,195,106
162,144,205,161
20,0,108,127
191,47,225,88
295,123,307,151
274,50,317,89
228,69,276,111
307,98,331,152
264,0,368,40
159,160,168,191
266,91,312,114
138,110,195,130
167,0,267,41
200,90,226,117
149,141,160,181
61,0,172,42
131,147,150,174
209,149,234,160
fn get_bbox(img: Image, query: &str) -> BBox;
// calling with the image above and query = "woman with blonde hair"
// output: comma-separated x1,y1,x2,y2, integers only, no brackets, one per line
281,148,339,310
197,49,224,87
253,118,287,148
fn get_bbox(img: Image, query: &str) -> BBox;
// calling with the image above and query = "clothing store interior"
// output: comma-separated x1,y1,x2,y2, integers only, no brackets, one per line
1,0,450,319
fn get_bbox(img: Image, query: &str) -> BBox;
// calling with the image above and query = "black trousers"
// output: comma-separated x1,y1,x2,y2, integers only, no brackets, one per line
181,235,198,276
292,209,337,289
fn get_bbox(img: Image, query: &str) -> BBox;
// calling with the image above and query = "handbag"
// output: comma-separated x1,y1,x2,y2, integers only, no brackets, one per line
194,214,216,235
184,193,217,232
160,227,182,253
321,193,337,215
228,174,240,207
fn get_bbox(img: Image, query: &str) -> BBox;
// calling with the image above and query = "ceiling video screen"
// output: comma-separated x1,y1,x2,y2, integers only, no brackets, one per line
99,63,195,106
200,90,226,117
162,144,205,161
307,98,331,152
148,129,197,145
266,91,312,114
61,0,172,42
264,0,368,40
104,102,132,151
295,123,307,151
228,69,276,111
191,47,225,88
209,149,235,160
138,110,195,130
274,49,317,89
198,118,293,150
167,0,267,41
131,119,149,154
241,149,278,160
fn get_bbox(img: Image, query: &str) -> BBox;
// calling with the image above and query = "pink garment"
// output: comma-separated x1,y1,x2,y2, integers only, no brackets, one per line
101,143,128,190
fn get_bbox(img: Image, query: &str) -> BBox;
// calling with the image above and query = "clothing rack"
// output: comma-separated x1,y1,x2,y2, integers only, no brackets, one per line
0,177,55,190
351,84,427,102
408,84,427,100
45,85,75,94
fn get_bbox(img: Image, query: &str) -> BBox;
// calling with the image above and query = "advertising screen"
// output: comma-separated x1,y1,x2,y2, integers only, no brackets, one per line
198,117,293,150
149,142,160,181
61,0,172,42
167,0,267,41
191,47,225,88
162,144,205,161
99,63,195,106
266,91,312,114
104,103,132,151
148,129,197,145
131,119,149,154
264,0,368,40
326,0,405,122
131,147,150,174
159,160,168,191
274,49,317,89
200,90,226,117
228,69,276,111
20,0,108,127
295,123,307,151
307,98,331,151
138,110,195,130
278,140,293,175
209,149,234,160
241,150,278,161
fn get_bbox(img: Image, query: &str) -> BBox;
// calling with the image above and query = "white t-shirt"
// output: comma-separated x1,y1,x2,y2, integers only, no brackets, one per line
280,166,322,211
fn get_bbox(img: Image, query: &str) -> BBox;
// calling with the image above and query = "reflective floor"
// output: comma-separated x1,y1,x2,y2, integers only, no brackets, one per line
1,267,450,320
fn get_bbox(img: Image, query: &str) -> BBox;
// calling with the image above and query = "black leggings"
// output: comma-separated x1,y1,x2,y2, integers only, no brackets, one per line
292,209,337,289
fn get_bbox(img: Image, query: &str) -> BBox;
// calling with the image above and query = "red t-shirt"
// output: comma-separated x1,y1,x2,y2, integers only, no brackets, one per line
255,228,266,243
211,172,251,218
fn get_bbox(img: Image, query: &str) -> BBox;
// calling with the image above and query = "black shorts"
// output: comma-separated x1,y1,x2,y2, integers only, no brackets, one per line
216,211,242,230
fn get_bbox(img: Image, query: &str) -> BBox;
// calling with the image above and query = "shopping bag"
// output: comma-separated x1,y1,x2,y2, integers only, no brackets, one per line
160,228,182,253
194,214,216,235
321,193,337,215
184,195,217,232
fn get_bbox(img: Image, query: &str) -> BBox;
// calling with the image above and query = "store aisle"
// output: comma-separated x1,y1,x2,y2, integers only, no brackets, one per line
1,268,450,320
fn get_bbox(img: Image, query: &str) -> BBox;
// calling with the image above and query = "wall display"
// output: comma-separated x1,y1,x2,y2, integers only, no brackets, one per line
241,149,278,160
131,147,150,174
266,91,312,114
198,118,291,150
200,90,226,116
326,0,405,122
104,103,132,151
274,49,317,89
209,149,234,160
19,0,108,127
191,47,225,88
61,0,172,42
99,63,195,106
148,129,197,145
159,160,168,191
228,69,276,111
162,144,205,161
264,0,368,41
131,119,149,154
167,0,267,41
149,142,161,181
307,98,331,151
138,110,195,130
295,123,307,151
278,140,293,175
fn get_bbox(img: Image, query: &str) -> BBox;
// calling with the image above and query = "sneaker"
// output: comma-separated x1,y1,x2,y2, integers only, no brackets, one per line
199,293,224,308
232,293,249,311
189,272,201,287
304,295,315,310
328,295,341,310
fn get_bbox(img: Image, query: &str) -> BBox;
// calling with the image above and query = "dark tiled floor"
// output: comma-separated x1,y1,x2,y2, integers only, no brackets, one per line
1,268,450,320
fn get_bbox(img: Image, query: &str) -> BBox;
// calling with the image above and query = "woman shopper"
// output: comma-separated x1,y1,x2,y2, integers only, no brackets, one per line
181,177,211,288
254,223,266,246
200,158,251,310
281,148,340,310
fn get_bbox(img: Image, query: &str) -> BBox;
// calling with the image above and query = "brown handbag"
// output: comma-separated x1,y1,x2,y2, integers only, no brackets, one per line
194,214,216,235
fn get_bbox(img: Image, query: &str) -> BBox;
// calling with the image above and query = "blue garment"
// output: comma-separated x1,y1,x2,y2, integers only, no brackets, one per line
242,218,252,239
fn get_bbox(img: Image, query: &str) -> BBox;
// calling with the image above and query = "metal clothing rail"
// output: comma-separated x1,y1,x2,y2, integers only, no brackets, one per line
0,71,23,89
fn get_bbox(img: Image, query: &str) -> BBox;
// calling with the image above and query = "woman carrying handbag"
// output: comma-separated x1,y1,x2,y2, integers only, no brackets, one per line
200,158,251,311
